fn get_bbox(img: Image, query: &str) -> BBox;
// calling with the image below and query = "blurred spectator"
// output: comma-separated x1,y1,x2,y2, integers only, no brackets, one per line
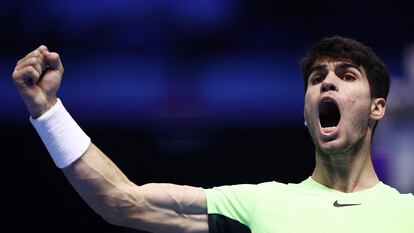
374,43,414,193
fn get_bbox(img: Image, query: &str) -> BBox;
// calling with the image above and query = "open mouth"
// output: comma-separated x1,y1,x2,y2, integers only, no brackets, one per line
319,98,341,130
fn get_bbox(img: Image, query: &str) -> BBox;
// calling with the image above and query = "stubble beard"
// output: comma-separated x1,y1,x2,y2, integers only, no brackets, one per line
310,123,369,161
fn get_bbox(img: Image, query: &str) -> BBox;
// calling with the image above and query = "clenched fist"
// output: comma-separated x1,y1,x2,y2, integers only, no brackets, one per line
12,45,64,118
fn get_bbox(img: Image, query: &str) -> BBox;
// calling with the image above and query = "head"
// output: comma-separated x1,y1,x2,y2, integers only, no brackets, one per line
300,36,390,155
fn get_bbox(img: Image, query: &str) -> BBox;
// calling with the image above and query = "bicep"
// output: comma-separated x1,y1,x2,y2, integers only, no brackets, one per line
125,183,209,233
139,183,207,214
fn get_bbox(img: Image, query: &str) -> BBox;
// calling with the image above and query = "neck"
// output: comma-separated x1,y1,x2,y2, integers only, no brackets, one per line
311,132,379,193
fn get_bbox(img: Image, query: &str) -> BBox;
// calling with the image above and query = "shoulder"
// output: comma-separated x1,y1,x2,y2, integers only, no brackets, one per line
397,192,414,205
203,180,292,206
203,181,291,224
204,181,289,196
378,182,414,206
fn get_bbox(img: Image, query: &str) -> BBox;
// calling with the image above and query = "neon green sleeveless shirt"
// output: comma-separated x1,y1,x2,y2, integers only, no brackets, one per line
204,177,414,233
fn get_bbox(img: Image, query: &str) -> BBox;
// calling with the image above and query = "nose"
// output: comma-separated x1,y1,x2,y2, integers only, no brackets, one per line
320,72,338,93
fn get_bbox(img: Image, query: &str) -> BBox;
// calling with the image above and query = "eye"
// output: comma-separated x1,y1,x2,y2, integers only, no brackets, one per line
310,75,323,85
343,74,356,81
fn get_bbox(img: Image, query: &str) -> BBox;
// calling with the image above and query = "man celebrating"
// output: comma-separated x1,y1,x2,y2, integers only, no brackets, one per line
12,36,413,233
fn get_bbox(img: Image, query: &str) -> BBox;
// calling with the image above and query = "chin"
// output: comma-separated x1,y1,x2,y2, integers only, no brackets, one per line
317,139,350,156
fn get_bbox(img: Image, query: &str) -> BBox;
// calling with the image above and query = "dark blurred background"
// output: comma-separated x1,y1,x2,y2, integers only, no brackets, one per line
2,0,414,232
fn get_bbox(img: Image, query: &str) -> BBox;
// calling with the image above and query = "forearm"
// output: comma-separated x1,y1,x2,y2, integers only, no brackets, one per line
29,99,144,224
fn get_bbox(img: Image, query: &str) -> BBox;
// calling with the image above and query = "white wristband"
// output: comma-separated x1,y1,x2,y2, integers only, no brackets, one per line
30,99,91,168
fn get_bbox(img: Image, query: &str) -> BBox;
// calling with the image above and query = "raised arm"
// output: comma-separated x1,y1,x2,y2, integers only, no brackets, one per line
63,144,207,233
12,46,208,233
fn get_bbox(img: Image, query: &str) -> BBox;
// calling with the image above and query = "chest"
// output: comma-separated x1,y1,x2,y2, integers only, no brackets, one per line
249,192,412,233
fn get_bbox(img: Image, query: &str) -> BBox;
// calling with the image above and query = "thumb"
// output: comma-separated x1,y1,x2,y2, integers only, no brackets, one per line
42,51,64,74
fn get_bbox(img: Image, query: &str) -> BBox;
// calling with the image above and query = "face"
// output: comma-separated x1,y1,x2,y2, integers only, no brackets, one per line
304,58,383,155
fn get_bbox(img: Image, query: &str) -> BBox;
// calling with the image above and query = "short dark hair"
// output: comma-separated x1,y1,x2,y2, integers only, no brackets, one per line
300,36,390,100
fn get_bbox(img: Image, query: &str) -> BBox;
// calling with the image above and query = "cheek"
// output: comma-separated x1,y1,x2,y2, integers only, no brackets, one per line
343,95,372,122
346,86,371,106
304,89,317,109
350,84,372,104
304,94,313,117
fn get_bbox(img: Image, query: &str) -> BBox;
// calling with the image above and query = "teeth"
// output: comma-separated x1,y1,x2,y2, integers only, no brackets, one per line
321,126,337,132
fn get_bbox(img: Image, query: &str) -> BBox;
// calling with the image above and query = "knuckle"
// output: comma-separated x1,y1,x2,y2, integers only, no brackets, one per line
28,57,40,65
32,50,41,57
25,66,39,77
51,52,60,60
12,70,19,80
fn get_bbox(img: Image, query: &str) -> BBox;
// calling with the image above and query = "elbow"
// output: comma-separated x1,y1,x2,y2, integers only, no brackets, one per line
100,212,127,227
94,200,128,226
99,212,121,226
98,203,127,226
94,189,146,227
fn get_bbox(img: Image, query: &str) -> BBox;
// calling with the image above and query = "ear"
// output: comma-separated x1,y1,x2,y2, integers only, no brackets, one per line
370,98,386,120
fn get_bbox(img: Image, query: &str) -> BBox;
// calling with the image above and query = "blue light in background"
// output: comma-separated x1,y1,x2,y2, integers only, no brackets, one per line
197,55,303,122
1,0,407,128
0,53,305,125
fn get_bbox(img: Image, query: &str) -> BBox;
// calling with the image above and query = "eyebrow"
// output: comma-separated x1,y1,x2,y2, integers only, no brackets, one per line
309,62,362,74
309,64,326,74
337,63,363,73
